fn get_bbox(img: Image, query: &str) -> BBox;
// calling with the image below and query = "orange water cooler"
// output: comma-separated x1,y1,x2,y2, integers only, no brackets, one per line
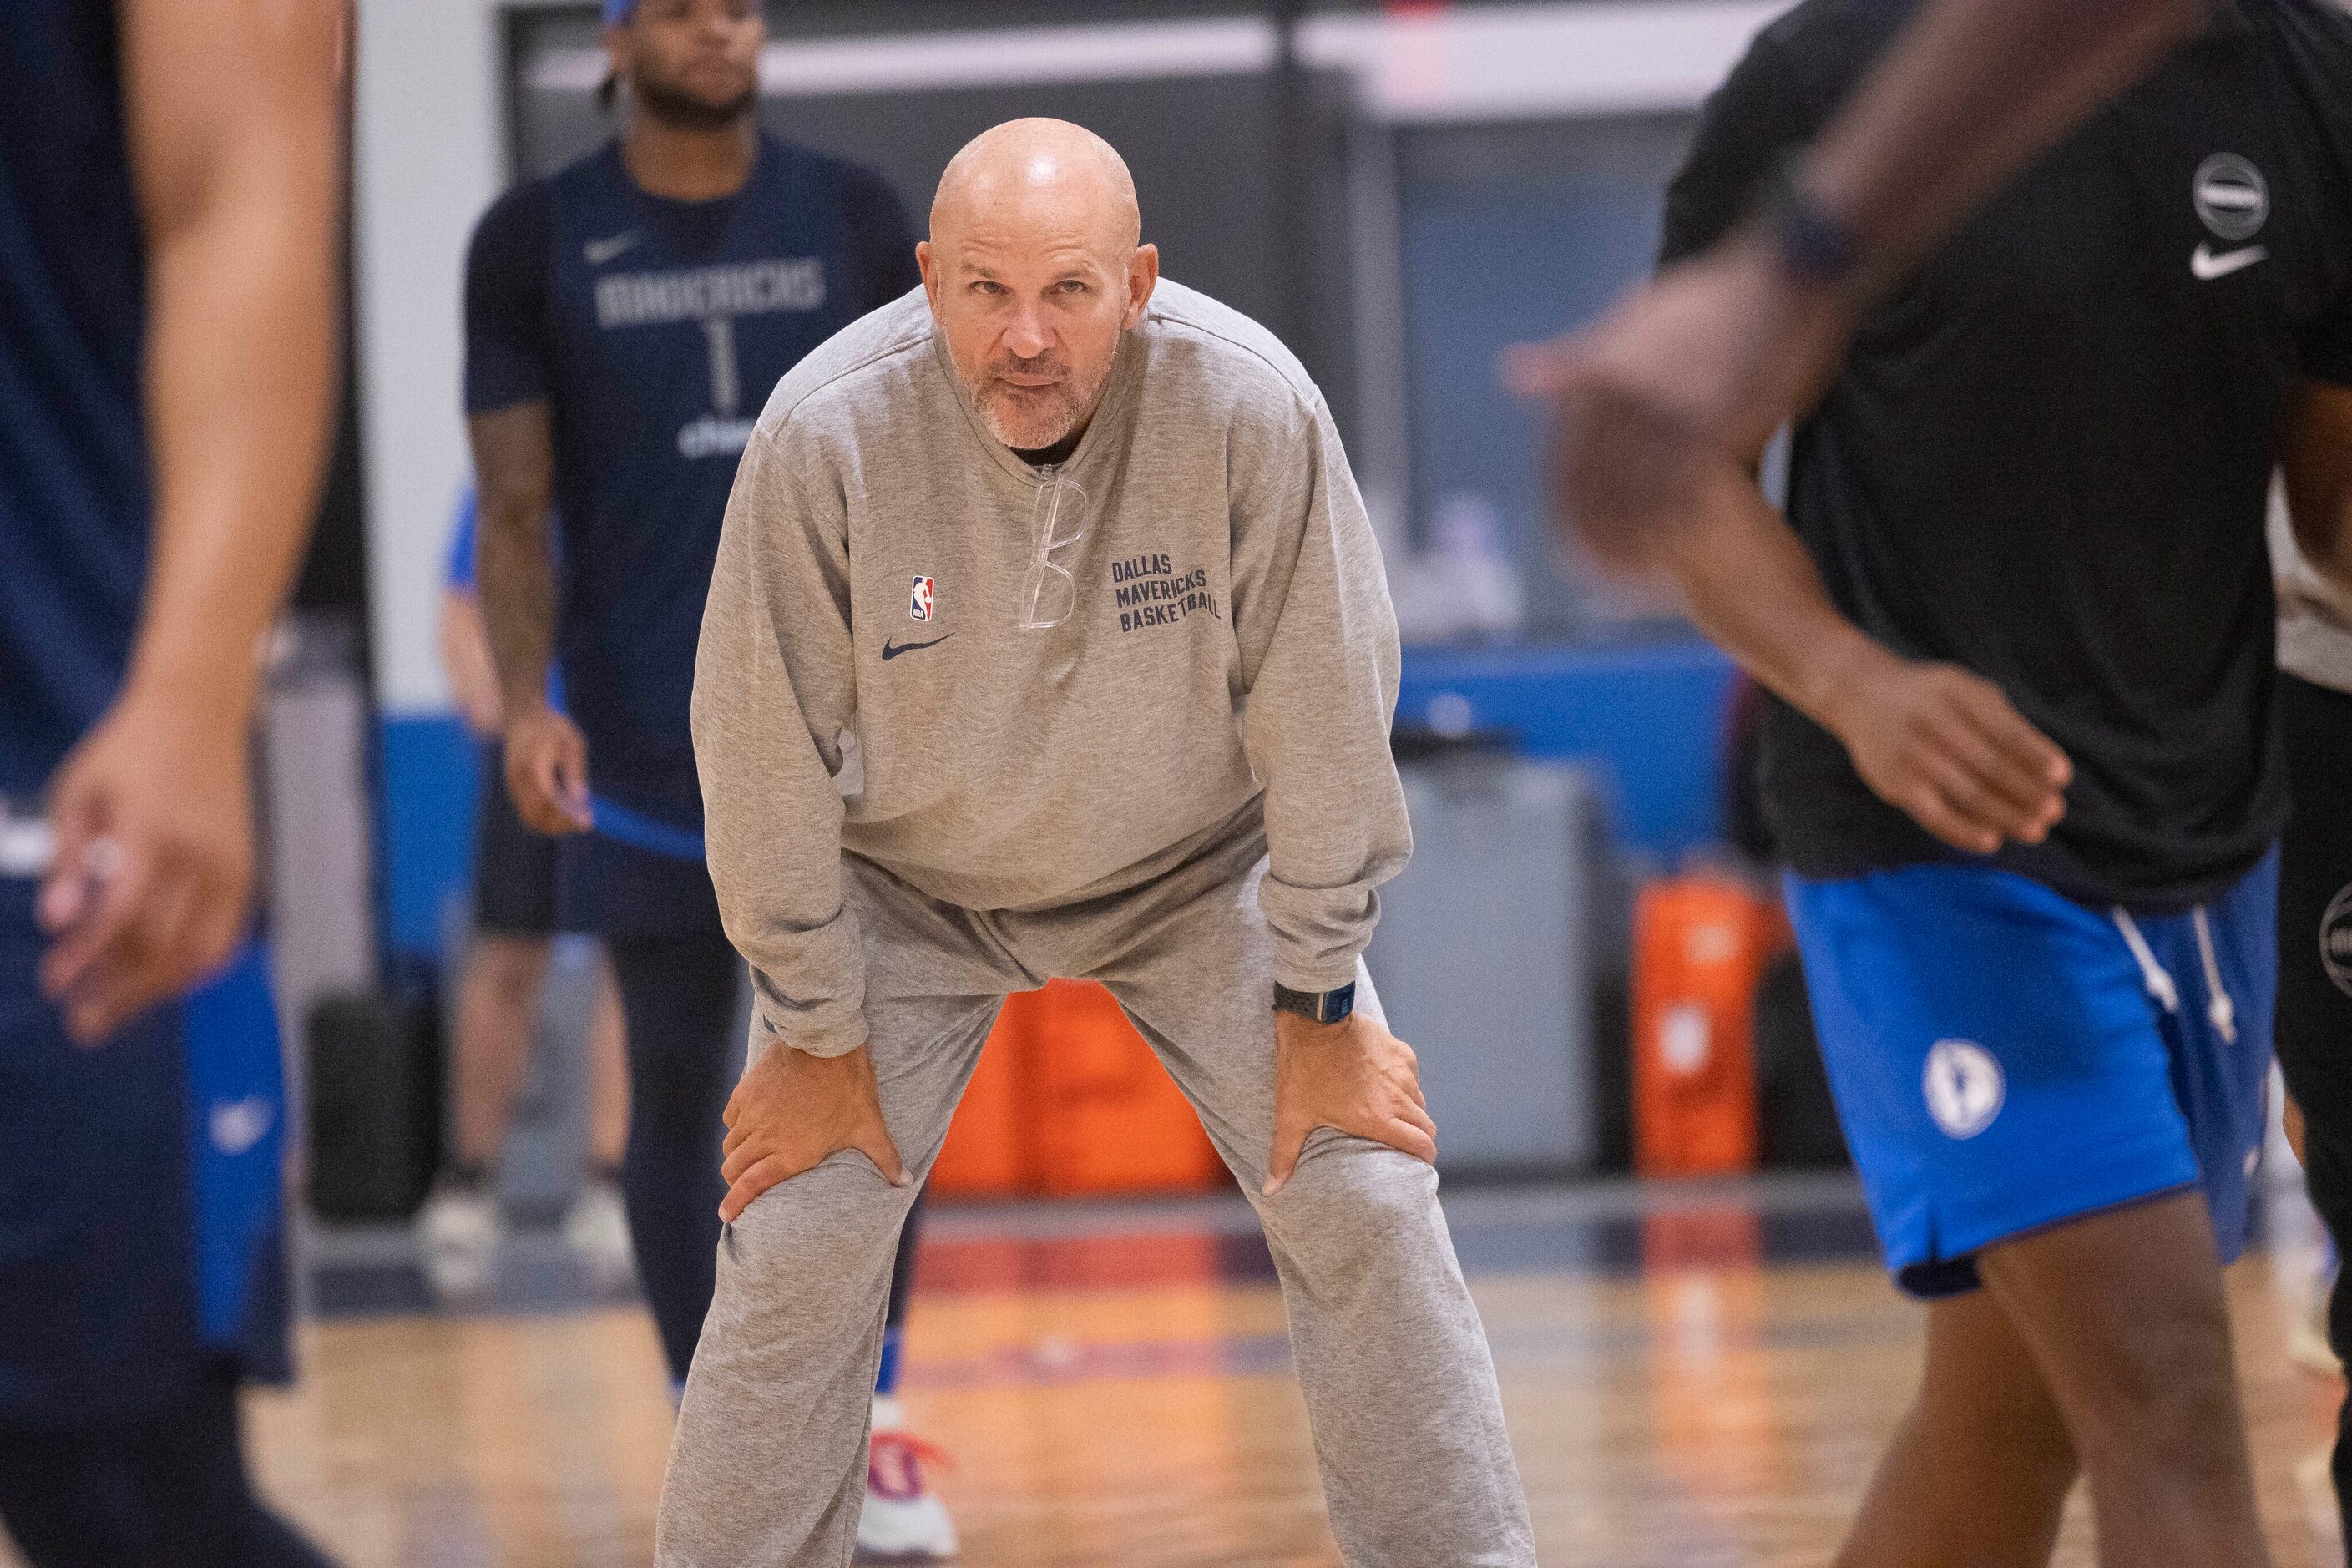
927,979,1225,1199
1631,874,1788,1177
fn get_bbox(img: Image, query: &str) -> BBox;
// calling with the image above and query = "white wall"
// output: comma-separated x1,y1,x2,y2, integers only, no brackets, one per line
353,0,513,714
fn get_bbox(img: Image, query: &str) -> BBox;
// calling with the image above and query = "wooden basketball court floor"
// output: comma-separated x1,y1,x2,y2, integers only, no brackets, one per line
7,1174,2346,1567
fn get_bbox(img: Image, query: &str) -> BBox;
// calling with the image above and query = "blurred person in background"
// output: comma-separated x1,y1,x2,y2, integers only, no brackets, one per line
420,487,634,1298
1510,0,2215,564
2269,489,2352,1534
0,1,342,1565
1632,1,2352,1564
462,0,951,1555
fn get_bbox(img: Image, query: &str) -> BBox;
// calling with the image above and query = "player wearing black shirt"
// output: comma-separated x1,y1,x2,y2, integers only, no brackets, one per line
1655,0,2352,1561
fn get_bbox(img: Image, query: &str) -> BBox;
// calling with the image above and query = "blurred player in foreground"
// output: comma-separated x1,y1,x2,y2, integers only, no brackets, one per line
463,0,950,1553
0,1,341,1563
1632,1,2352,1563
1510,0,2214,562
421,488,634,1298
659,117,1535,1568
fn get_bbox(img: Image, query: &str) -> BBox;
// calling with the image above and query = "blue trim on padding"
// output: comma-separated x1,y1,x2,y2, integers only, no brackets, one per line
379,713,481,959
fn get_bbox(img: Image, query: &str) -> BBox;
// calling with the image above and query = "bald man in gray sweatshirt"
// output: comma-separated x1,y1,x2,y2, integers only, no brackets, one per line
658,119,1535,1568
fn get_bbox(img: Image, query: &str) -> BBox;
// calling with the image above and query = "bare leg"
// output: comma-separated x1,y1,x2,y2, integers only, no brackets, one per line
1978,1191,2269,1568
1837,1287,2077,1568
450,933,551,1169
584,948,629,1172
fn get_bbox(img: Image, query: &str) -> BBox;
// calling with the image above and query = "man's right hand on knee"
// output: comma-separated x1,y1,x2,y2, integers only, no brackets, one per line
719,1042,910,1222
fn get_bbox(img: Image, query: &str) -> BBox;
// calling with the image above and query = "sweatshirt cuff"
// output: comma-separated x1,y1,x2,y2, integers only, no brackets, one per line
1273,952,1369,993
1262,880,1382,993
746,961,869,1058
751,1003,869,1058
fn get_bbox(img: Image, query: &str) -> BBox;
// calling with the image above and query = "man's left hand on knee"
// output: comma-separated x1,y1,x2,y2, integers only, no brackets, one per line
1262,1010,1438,1196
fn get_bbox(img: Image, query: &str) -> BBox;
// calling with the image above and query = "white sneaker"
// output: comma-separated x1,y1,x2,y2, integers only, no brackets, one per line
563,1176,636,1292
420,1180,501,1298
856,1395,959,1562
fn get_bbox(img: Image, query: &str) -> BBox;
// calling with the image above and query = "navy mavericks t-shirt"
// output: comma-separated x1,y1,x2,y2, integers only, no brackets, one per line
1662,0,2352,909
0,0,149,802
464,134,919,832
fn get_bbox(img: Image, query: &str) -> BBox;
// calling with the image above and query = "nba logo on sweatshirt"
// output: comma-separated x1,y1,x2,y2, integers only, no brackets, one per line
908,575,935,621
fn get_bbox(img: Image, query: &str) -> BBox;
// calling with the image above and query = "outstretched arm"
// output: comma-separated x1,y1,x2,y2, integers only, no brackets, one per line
1514,0,2209,559
39,0,343,1043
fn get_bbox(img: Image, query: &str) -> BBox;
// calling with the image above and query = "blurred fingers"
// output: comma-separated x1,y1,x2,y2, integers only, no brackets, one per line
1499,338,1577,399
549,732,592,829
38,837,154,1009
1920,712,2057,837
1893,777,2002,857
1951,677,2071,793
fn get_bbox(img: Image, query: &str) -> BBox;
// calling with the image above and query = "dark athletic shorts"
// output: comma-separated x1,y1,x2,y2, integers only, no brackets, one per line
473,746,560,937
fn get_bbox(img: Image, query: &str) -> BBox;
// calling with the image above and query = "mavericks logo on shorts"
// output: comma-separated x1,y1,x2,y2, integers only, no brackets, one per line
909,575,935,622
1923,1039,2004,1139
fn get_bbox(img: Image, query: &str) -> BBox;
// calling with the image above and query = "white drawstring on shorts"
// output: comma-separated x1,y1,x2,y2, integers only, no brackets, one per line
2110,905,2237,1044
2191,906,2238,1044
2112,908,2180,1014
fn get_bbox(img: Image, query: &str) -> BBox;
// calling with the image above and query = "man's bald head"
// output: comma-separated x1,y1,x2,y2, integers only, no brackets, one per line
931,119,1141,255
918,119,1159,454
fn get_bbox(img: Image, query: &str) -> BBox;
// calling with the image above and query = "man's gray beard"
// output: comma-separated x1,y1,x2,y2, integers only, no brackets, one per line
977,391,1080,452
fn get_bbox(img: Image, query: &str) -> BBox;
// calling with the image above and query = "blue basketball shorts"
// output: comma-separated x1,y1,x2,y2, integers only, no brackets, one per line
1783,848,2277,1297
0,878,291,1424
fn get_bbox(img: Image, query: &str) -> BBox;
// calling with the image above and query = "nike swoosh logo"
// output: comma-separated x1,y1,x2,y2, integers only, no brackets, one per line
881,634,954,661
2191,242,2268,281
584,230,642,266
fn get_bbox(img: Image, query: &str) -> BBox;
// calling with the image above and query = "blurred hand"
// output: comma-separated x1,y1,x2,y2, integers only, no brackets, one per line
37,693,254,1044
502,701,591,835
1502,240,1855,569
720,1042,908,1222
438,589,504,739
1263,1009,1438,1197
1829,654,2071,856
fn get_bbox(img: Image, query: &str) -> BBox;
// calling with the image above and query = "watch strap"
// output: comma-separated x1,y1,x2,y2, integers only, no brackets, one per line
1272,981,1357,1025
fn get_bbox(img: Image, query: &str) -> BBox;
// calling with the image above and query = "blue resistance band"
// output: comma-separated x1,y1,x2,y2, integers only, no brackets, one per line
588,793,706,862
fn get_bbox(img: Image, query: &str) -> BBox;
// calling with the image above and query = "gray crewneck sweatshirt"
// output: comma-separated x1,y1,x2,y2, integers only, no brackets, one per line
691,281,1410,1056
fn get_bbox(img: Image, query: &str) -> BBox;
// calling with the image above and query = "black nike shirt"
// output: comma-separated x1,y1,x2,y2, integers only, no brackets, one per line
1662,0,2352,908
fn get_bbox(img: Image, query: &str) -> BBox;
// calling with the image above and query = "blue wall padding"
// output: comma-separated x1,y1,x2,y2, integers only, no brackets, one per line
1396,640,1738,864
379,713,480,959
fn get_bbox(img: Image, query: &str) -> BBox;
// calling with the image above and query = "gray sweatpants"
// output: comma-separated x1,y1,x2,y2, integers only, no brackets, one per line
654,822,1535,1567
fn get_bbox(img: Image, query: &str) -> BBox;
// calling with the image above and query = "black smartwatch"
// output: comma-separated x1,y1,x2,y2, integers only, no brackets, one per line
1273,981,1356,1025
